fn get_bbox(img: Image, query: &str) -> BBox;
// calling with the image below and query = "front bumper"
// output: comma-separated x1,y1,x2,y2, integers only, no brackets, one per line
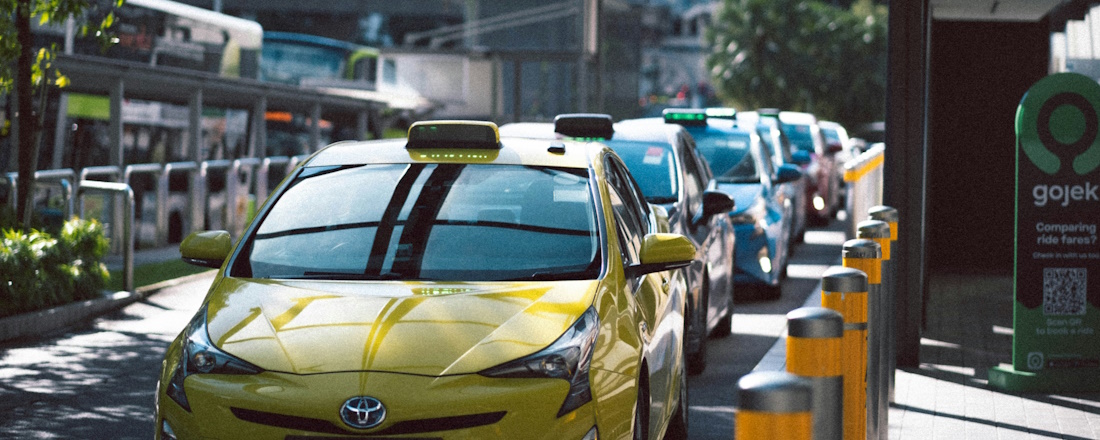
156,368,631,440
732,223,778,286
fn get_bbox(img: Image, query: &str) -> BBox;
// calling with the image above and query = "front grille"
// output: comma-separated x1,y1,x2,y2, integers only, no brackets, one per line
232,407,506,437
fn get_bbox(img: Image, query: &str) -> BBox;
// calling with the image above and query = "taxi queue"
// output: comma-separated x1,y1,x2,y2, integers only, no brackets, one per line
153,110,839,440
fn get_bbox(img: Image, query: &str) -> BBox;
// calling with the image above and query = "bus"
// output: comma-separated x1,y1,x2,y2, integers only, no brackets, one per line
21,0,264,245
261,31,379,88
35,0,263,79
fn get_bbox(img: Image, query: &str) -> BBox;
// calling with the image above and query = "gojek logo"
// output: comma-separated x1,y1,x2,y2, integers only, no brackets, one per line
1018,73,1100,208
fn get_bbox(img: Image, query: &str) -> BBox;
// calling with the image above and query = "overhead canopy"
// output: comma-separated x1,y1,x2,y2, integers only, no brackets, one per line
54,53,388,115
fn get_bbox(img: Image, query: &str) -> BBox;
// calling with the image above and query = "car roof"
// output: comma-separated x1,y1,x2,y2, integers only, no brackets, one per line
613,118,687,144
304,132,603,170
778,111,819,124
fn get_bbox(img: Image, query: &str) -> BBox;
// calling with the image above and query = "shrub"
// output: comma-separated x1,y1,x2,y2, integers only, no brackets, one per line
0,217,110,317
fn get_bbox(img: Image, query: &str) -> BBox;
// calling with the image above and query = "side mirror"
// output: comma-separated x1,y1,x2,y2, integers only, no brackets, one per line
826,141,844,154
180,230,232,268
791,150,812,166
626,233,697,277
702,190,735,217
775,164,803,184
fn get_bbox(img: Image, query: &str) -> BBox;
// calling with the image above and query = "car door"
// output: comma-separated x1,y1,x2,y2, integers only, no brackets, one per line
677,132,732,326
604,155,680,437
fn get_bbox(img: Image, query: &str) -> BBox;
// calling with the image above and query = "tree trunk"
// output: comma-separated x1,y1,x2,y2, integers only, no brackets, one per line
15,0,39,231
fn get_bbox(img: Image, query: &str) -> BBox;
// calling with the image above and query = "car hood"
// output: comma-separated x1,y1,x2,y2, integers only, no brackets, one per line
203,277,598,376
717,182,764,216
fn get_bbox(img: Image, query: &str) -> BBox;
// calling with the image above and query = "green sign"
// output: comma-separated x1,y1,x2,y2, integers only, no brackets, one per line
990,72,1100,392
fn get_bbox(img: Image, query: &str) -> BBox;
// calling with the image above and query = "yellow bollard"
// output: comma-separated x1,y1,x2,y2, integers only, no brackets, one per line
735,371,813,440
787,307,845,440
822,262,871,440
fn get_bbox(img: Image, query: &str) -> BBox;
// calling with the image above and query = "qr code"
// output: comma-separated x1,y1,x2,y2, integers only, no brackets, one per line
1043,268,1087,315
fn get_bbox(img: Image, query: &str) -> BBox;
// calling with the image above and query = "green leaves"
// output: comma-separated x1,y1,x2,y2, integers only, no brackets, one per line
706,0,887,127
0,217,111,317
0,0,117,94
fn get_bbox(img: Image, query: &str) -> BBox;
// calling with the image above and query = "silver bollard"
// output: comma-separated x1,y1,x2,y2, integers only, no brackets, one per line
858,219,890,440
868,205,899,404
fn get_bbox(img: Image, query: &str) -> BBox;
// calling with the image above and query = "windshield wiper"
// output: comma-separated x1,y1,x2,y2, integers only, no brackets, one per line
501,272,584,281
275,271,410,280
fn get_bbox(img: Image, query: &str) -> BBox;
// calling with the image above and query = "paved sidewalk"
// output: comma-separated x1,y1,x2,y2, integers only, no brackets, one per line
889,274,1100,440
755,273,1100,439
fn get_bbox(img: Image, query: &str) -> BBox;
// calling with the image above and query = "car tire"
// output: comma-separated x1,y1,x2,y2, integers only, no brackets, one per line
760,283,782,301
664,369,689,440
634,376,650,440
711,280,733,339
686,285,708,375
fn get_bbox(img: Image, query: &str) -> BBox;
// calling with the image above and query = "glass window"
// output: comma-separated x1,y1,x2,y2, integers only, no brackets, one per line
261,41,347,84
234,163,601,281
693,131,759,183
782,123,817,154
604,140,679,204
677,142,704,217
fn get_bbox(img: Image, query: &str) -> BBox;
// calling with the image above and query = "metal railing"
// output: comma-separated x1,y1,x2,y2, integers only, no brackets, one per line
842,143,886,239
3,155,308,290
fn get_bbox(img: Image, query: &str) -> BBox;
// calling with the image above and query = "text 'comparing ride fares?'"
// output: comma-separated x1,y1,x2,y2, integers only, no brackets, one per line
1033,222,1100,261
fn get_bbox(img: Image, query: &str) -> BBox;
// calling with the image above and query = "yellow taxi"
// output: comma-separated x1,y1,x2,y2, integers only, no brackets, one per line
155,119,696,439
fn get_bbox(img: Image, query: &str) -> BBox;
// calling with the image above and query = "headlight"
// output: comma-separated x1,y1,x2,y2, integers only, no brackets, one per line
480,307,599,417
730,197,767,225
165,306,263,412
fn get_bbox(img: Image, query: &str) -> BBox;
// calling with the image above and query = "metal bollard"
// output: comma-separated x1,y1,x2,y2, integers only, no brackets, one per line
820,265,870,440
735,371,813,440
787,307,844,440
868,205,899,405
857,220,890,440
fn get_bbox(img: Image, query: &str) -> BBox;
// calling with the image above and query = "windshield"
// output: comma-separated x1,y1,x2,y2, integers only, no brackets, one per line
782,123,817,154
261,41,346,84
233,163,601,281
603,141,679,204
693,131,759,183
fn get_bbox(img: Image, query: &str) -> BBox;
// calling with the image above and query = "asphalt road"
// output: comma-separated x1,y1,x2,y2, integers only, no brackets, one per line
0,219,847,439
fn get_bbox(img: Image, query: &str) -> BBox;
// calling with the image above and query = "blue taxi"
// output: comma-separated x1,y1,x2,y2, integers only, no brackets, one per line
657,109,803,298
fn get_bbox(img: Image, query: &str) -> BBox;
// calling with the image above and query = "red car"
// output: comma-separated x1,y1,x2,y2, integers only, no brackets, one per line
762,110,843,224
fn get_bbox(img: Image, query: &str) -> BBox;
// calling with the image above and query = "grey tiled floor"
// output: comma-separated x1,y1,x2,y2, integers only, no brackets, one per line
889,274,1100,439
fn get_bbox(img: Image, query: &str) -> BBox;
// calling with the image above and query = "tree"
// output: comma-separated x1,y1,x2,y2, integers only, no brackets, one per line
705,0,887,128
0,0,116,231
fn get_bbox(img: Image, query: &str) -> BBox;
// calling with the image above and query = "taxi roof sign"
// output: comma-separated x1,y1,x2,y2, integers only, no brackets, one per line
554,113,614,140
705,107,737,119
757,108,781,117
407,120,501,149
662,109,707,126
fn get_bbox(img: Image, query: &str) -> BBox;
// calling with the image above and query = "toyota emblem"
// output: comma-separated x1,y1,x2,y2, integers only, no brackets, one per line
339,396,386,429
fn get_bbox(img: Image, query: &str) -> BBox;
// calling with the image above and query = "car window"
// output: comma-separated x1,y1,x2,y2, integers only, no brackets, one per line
233,163,601,281
693,131,759,183
781,122,817,154
604,140,679,204
604,157,652,288
677,140,705,217
604,156,650,241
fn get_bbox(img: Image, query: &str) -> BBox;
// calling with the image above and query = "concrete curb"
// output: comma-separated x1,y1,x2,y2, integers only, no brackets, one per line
752,278,825,374
0,290,142,343
0,270,214,343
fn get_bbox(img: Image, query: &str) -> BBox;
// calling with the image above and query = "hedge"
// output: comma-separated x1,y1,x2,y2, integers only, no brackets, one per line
0,217,111,318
